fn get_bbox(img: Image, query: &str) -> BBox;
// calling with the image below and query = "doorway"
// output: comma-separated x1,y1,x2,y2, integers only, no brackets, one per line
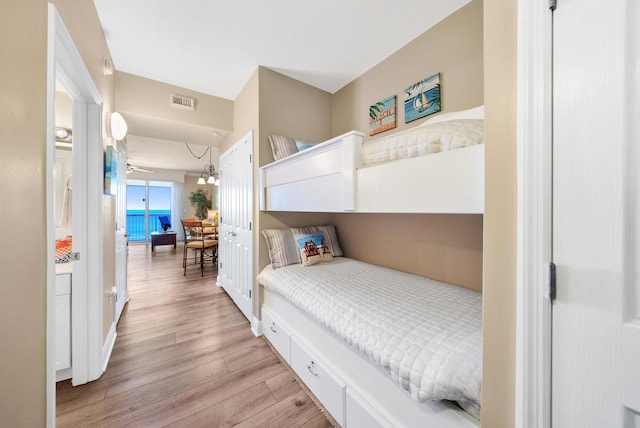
46,5,105,425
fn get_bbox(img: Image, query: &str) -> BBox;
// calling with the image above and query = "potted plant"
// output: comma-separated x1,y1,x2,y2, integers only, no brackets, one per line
189,188,212,220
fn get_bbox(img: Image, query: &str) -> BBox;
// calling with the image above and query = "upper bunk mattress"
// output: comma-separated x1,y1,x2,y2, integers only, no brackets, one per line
257,257,482,419
361,119,484,167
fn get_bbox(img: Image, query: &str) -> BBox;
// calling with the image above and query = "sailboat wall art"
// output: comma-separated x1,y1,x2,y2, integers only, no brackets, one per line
404,72,441,123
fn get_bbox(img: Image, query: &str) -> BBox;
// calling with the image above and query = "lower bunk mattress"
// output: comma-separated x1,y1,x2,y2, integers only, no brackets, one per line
256,257,482,419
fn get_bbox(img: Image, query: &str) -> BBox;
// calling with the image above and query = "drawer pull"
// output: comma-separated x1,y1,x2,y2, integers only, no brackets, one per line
307,361,319,376
270,323,277,333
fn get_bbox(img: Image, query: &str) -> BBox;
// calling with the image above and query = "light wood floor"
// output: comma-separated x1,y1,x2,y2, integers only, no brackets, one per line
56,243,333,428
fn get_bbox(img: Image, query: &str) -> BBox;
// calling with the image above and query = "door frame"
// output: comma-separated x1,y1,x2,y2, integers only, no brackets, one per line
515,1,553,427
46,4,104,426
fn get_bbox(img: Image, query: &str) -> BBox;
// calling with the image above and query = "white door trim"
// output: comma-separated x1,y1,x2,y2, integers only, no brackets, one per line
515,1,553,428
46,4,104,426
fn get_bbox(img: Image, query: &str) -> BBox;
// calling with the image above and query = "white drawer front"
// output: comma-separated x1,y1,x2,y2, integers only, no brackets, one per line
346,388,392,428
55,294,71,371
55,273,71,296
262,307,291,363
291,338,345,426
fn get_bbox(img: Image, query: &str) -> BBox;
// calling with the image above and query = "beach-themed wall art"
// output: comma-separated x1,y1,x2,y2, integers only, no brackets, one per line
104,145,117,195
369,95,397,136
404,72,441,123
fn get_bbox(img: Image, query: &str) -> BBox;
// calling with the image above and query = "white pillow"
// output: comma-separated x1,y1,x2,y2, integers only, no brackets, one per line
419,105,484,126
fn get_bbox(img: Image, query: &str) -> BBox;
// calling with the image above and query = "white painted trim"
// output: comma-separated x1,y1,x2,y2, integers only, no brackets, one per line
516,1,553,427
87,102,105,382
56,367,72,383
47,9,104,427
71,99,89,386
45,7,57,427
251,316,262,337
102,322,117,373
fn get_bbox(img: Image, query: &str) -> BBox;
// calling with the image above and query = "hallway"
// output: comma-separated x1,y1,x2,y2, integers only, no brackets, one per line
55,244,333,427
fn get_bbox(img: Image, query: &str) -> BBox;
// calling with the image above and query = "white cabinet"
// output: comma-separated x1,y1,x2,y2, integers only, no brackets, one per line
262,307,291,363
55,273,72,380
290,338,345,426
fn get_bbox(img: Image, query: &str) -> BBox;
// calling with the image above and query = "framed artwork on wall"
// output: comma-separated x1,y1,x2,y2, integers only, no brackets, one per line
369,95,397,136
404,72,441,123
104,145,117,195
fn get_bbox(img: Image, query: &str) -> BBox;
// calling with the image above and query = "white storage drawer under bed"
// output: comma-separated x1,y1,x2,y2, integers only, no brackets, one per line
262,307,292,363
291,337,346,426
346,387,392,428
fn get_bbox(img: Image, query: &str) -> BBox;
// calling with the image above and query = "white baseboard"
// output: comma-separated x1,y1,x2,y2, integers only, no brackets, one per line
102,322,117,373
251,316,262,337
56,367,72,382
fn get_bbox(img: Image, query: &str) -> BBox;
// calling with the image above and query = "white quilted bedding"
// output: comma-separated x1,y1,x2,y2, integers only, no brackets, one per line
361,119,484,167
257,258,482,419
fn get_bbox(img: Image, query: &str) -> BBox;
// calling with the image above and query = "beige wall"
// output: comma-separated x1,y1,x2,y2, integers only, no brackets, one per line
116,71,233,132
183,176,217,220
327,0,484,291
332,213,483,291
331,0,484,138
481,0,517,425
1,0,119,422
0,1,48,425
258,67,333,164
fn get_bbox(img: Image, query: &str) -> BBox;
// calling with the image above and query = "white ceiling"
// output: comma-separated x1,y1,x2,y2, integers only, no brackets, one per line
93,0,470,100
92,0,470,173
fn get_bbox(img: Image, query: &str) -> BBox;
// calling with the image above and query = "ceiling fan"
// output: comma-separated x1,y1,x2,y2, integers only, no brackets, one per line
126,163,153,174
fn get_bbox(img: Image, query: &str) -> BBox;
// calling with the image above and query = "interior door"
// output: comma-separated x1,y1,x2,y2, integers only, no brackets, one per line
114,140,128,322
218,131,253,322
551,0,640,426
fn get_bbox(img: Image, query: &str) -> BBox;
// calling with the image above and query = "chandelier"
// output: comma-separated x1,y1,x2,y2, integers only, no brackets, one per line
198,145,219,186
184,143,219,186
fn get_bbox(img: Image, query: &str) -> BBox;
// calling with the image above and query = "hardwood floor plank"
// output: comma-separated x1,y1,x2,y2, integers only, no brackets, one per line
232,389,323,428
57,358,228,425
298,413,336,428
265,368,304,402
104,341,265,398
56,243,331,427
163,381,277,428
223,339,273,373
101,356,286,427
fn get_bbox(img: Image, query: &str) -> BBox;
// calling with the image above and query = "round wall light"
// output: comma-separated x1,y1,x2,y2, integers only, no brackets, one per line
110,112,128,141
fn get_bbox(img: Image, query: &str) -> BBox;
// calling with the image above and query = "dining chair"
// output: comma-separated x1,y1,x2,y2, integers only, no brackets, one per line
180,219,218,276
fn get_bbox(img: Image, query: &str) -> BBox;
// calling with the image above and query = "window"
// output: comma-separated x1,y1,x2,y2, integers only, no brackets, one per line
126,180,172,242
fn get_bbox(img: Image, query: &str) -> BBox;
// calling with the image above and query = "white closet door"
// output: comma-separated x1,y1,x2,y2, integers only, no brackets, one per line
218,131,253,322
552,0,640,425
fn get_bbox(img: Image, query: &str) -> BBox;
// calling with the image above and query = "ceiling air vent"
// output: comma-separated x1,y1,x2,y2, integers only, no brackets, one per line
169,93,196,111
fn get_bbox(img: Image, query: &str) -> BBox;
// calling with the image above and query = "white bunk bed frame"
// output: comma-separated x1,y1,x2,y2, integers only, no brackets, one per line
259,130,484,214
261,287,480,428
258,125,484,426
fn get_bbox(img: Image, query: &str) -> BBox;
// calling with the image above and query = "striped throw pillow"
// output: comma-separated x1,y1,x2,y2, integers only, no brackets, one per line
261,228,301,268
268,135,298,161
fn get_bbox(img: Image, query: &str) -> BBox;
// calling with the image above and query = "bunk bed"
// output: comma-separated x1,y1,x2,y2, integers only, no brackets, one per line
259,106,484,214
257,107,485,427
